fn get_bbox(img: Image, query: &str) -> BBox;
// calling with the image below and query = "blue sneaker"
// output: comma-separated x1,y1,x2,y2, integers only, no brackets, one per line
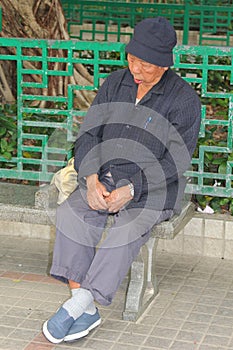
64,308,101,342
42,307,74,344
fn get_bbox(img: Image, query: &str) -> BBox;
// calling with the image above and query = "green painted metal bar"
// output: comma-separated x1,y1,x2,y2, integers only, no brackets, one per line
183,0,191,45
0,38,232,198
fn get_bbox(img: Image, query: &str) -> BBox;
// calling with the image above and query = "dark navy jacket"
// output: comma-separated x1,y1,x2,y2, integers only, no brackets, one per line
74,68,201,212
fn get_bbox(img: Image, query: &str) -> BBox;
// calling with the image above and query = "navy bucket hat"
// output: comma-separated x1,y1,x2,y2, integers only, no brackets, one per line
125,17,177,67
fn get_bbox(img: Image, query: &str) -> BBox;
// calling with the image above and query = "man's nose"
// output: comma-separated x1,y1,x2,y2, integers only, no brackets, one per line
131,61,141,73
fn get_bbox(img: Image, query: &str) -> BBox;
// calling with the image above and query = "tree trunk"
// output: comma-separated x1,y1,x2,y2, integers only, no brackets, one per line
0,0,96,109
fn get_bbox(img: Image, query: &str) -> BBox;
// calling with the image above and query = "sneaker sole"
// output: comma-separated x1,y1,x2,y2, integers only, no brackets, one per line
42,320,64,344
64,318,101,342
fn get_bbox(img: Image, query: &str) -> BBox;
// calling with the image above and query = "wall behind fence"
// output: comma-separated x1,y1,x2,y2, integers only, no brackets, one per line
0,38,232,199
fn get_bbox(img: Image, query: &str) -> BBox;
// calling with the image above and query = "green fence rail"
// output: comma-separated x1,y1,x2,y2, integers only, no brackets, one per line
61,0,233,46
0,38,233,198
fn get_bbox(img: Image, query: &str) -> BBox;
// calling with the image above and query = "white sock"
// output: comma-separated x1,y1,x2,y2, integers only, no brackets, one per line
85,302,96,315
63,288,94,320
71,288,80,297
71,288,96,315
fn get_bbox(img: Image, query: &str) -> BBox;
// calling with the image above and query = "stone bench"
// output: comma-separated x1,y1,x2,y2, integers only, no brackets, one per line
0,183,56,238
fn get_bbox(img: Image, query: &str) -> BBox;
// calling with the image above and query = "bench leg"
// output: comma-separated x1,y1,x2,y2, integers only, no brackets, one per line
122,236,159,321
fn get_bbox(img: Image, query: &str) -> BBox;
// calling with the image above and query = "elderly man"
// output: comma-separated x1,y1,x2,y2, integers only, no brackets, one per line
43,16,201,343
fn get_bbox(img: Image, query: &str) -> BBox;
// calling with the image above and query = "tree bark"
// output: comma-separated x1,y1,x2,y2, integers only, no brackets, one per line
0,0,96,109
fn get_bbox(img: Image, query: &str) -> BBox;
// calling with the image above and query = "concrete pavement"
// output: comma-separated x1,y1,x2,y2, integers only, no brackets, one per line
1,234,233,350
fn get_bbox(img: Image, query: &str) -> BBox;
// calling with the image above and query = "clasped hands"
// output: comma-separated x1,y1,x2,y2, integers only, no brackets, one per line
86,174,133,213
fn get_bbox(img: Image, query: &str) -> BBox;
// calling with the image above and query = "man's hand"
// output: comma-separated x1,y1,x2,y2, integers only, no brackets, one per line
106,185,133,213
86,174,110,210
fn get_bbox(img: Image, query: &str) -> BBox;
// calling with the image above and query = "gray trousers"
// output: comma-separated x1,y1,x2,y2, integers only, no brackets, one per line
50,183,173,306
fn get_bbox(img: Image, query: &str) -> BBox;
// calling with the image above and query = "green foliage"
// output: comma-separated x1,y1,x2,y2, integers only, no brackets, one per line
193,125,233,215
195,194,233,215
0,104,17,161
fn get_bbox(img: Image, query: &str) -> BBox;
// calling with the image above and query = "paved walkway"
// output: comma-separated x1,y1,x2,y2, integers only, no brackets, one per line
1,234,233,350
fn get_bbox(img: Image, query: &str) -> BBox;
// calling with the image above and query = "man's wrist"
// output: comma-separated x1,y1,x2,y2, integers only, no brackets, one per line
86,174,98,187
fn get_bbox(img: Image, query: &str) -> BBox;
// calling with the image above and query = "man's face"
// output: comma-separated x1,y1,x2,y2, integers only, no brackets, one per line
127,54,168,86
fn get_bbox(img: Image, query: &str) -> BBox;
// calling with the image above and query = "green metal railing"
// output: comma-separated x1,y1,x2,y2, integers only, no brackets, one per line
0,38,232,198
61,0,233,46
198,5,233,45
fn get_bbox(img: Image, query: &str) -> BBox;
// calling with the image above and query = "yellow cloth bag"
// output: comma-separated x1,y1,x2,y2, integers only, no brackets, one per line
51,157,78,204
